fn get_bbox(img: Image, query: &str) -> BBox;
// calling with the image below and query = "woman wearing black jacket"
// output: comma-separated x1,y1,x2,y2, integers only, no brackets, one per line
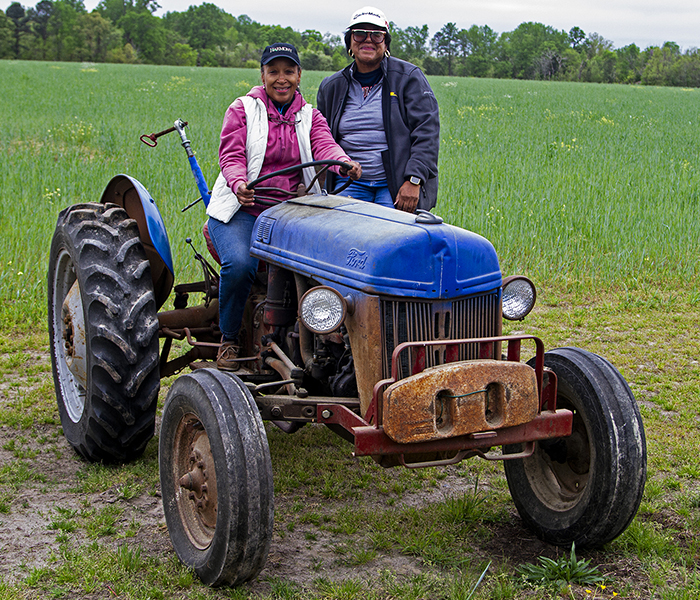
317,6,440,213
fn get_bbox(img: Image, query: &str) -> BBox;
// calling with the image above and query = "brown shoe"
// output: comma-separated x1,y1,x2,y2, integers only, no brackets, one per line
217,341,240,371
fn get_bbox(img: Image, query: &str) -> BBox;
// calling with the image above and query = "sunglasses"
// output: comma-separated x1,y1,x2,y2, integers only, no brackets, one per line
351,29,386,44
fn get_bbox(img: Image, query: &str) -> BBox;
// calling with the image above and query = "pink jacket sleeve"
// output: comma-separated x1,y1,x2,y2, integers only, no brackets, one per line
219,98,249,195
309,108,351,173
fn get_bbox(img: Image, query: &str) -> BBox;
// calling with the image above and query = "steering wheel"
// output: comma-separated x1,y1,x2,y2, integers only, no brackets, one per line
246,160,355,206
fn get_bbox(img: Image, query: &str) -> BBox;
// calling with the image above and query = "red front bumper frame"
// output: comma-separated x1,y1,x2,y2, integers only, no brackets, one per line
318,335,573,461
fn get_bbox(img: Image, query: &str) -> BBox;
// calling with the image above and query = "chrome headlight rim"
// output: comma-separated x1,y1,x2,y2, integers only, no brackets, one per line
502,275,537,321
299,286,348,334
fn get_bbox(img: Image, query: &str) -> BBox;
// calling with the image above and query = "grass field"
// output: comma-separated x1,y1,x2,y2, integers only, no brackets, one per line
1,60,699,325
1,60,700,599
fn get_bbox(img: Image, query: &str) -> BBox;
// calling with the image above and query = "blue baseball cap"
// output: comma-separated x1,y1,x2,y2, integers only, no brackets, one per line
261,43,301,67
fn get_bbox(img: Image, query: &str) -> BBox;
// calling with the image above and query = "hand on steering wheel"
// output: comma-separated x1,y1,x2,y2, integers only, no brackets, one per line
338,160,362,182
235,182,255,206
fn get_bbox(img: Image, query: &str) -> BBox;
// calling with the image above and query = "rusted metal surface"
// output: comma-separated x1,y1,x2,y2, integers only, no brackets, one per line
61,281,87,389
161,326,218,341
398,449,473,469
177,430,217,529
263,356,296,396
263,265,297,327
343,293,383,417
369,335,545,428
160,346,215,378
383,359,539,444
268,341,298,372
238,286,268,373
317,403,573,459
184,328,223,349
254,395,360,422
139,121,187,147
541,367,558,411
391,443,535,468
158,300,219,330
292,274,313,368
173,413,218,549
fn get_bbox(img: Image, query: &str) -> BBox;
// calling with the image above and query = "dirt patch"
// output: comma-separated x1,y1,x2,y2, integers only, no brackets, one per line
0,420,458,589
0,423,443,593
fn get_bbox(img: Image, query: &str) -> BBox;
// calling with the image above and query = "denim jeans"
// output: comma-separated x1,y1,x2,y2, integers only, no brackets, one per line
334,177,395,208
207,211,259,341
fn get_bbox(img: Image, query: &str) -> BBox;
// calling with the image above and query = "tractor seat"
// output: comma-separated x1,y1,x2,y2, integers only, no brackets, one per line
202,221,221,265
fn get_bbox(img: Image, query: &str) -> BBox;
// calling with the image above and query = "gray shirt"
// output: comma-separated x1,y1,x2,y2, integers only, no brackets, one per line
337,74,387,182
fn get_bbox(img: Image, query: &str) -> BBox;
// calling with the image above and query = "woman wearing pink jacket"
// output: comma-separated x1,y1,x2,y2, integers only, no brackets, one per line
206,43,361,370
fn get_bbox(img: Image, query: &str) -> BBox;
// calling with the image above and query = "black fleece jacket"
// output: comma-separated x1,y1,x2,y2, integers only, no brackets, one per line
317,56,440,211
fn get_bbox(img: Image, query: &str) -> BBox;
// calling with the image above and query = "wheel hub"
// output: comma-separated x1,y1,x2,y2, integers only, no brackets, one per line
174,417,219,550
526,411,591,509
61,281,88,390
179,442,217,529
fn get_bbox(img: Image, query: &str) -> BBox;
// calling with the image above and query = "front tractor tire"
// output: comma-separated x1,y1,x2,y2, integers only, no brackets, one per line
504,347,646,548
159,369,274,587
48,203,160,462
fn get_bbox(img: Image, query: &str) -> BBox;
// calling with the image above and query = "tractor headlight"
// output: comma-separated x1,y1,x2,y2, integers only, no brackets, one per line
502,276,537,321
299,286,347,334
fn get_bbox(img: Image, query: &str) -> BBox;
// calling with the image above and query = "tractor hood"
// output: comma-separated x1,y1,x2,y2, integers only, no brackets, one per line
249,195,501,299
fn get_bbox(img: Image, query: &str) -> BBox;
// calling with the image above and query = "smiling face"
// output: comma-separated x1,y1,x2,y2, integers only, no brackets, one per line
349,25,387,73
261,57,301,104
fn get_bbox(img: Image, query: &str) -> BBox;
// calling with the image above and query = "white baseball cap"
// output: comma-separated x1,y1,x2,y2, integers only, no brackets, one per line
347,6,389,30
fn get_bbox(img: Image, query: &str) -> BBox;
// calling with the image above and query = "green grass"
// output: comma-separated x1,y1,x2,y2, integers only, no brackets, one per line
21,542,200,600
435,77,700,289
1,61,699,330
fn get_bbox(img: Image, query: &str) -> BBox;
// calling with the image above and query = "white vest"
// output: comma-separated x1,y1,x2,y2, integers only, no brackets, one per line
206,96,320,223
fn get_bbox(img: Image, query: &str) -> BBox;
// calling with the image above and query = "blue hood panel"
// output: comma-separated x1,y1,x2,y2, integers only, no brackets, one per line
250,196,501,299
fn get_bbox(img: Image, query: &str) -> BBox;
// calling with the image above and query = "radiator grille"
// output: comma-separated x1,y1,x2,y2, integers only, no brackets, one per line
381,291,501,379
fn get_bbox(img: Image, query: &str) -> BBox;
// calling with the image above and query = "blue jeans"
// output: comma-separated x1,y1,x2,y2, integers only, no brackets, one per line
335,177,394,208
207,211,258,341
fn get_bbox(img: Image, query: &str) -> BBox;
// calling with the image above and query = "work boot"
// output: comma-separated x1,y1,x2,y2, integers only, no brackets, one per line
216,341,240,371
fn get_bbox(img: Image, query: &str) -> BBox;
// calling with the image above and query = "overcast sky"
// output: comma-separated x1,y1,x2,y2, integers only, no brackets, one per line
3,0,699,51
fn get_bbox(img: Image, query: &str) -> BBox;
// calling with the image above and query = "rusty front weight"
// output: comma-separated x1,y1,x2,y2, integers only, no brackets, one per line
368,334,548,427
140,120,189,147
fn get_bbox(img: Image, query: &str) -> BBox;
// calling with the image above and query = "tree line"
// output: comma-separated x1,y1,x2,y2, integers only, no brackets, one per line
2,0,699,87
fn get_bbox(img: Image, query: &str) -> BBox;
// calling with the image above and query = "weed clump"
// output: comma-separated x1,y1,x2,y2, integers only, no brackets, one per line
517,543,604,587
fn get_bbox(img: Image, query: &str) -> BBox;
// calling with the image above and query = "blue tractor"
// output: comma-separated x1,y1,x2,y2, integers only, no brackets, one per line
48,120,646,586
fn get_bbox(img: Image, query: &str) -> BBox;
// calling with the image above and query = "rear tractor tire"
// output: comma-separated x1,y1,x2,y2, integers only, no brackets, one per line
504,347,646,548
48,203,160,462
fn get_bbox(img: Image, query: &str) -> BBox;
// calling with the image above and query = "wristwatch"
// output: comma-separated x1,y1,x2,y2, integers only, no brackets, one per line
409,176,422,186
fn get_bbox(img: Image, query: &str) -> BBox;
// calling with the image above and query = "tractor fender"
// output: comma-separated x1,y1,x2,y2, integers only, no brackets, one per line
100,174,174,309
